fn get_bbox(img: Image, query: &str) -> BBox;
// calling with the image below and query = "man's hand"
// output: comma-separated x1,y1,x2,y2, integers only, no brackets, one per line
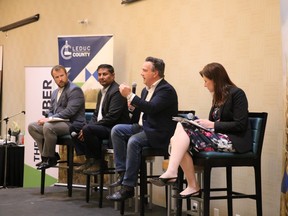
119,84,131,97
128,102,135,112
37,118,49,125
78,130,84,142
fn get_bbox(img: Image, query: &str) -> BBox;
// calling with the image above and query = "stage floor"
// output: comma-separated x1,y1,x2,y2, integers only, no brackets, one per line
0,186,166,216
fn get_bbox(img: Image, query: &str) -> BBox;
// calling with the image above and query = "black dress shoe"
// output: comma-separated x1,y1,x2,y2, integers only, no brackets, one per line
36,161,42,166
37,153,59,167
37,157,58,170
106,185,134,201
36,156,47,167
55,152,60,161
109,172,125,187
36,158,44,166
36,161,43,166
172,189,201,199
150,177,177,187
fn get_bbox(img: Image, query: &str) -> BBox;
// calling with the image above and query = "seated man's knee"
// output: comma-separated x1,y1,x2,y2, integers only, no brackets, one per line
43,123,56,135
28,123,35,133
111,124,122,135
82,124,93,135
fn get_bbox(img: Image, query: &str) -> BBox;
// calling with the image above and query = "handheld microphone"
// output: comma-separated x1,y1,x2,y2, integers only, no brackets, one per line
132,82,137,94
187,113,194,120
71,132,78,138
187,113,198,120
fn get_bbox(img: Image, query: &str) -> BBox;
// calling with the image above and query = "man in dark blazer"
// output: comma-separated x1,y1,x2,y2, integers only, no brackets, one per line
28,65,86,169
70,64,130,173
106,56,178,201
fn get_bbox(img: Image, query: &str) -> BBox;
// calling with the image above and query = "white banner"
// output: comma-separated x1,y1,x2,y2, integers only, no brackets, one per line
25,66,58,179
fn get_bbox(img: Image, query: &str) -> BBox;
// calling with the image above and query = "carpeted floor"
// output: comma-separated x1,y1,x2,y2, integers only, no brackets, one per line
0,186,167,216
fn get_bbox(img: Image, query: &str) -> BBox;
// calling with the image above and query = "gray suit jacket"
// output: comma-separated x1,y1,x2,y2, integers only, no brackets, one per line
48,81,86,125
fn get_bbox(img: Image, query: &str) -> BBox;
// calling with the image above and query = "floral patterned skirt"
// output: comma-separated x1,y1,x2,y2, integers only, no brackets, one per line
181,123,235,155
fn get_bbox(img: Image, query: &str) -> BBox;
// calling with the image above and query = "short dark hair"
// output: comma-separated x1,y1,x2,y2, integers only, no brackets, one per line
51,65,67,76
145,56,165,78
97,64,114,74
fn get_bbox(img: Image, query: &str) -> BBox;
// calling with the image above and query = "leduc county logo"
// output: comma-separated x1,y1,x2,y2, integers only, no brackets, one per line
61,40,72,60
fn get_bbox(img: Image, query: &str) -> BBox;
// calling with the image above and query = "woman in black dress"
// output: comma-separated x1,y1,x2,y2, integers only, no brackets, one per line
151,62,252,198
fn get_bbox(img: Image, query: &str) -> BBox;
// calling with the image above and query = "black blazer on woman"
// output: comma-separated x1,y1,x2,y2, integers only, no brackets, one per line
209,87,252,153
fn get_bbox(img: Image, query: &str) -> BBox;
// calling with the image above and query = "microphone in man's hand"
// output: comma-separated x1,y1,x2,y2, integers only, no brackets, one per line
71,132,78,138
43,110,49,118
187,113,198,120
187,113,194,120
132,82,137,94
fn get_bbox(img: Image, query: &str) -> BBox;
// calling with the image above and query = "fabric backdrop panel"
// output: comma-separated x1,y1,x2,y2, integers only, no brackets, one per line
58,35,114,109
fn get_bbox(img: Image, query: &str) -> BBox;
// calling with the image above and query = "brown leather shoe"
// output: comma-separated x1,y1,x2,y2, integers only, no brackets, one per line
83,161,101,173
74,155,86,165
74,158,95,173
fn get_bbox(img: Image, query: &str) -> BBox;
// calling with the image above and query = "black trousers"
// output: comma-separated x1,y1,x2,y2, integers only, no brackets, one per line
70,123,111,159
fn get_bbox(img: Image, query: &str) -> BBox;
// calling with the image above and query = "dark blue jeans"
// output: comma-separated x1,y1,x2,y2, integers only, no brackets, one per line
111,123,150,187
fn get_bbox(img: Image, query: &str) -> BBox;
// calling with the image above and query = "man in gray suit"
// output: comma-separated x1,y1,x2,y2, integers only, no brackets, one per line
28,65,85,169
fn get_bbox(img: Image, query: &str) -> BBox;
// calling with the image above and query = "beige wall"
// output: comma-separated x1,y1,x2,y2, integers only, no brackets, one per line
0,0,284,215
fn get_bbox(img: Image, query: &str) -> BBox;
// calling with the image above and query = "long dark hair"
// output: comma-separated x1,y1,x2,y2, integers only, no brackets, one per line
199,62,236,106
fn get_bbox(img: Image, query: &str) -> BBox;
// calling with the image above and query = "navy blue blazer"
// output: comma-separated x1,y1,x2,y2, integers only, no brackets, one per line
209,87,252,153
90,81,130,128
131,79,178,149
48,81,86,125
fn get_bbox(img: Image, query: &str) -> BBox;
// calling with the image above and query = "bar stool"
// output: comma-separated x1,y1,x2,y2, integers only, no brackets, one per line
115,147,169,216
162,159,204,216
176,112,268,216
85,140,116,208
135,156,155,212
40,134,74,197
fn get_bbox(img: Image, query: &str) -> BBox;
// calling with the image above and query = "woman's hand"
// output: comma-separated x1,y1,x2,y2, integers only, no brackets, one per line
195,119,214,129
